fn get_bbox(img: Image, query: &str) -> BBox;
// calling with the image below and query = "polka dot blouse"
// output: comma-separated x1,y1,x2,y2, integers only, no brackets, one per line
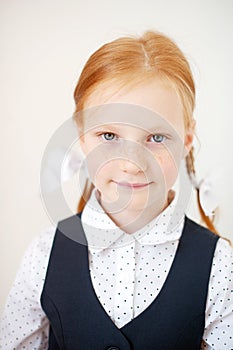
0,189,233,350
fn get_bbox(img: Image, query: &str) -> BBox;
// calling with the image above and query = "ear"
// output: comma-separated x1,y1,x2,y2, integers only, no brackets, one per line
183,119,196,158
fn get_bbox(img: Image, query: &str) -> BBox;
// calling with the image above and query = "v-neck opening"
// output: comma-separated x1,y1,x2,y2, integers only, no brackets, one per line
77,213,188,331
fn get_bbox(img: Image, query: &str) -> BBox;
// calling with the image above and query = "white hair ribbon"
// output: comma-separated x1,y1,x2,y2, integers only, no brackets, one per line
190,173,219,217
61,148,85,182
41,147,86,194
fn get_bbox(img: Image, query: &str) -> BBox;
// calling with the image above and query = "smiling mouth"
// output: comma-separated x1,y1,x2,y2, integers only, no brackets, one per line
113,181,153,189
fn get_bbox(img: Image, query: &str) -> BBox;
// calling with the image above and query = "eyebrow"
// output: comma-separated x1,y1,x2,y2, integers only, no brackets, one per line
91,124,175,135
92,124,123,132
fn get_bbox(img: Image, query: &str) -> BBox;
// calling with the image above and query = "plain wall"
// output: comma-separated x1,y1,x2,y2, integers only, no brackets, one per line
1,0,233,313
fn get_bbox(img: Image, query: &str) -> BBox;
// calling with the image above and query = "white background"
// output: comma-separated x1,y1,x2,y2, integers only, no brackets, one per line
1,0,233,313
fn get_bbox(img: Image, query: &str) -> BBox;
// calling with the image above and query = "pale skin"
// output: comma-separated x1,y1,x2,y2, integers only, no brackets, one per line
79,79,195,233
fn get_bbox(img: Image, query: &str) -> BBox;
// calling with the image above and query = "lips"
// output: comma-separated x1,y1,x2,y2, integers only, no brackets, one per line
113,181,153,189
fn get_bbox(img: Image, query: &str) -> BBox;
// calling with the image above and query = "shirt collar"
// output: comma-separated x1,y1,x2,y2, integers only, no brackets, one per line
81,187,185,252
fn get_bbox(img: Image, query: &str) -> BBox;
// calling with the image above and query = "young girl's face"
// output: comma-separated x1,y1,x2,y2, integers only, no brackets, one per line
79,79,193,215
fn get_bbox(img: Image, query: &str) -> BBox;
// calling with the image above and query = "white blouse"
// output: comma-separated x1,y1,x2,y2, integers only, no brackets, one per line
0,189,233,350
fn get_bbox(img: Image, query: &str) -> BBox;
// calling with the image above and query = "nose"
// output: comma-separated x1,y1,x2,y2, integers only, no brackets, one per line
119,159,143,174
119,142,147,174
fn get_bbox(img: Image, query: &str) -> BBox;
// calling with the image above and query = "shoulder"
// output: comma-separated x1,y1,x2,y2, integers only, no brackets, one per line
0,226,56,349
212,235,233,283
57,213,81,228
213,236,233,270
206,237,233,317
214,237,233,286
203,237,233,348
17,225,57,282
185,216,233,274
185,216,232,248
26,224,57,258
184,216,220,249
55,213,86,246
185,216,218,237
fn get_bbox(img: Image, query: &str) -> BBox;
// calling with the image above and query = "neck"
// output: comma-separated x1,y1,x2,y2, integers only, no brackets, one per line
98,191,173,234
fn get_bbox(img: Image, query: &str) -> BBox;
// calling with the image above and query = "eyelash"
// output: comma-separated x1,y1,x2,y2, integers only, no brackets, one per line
97,132,167,144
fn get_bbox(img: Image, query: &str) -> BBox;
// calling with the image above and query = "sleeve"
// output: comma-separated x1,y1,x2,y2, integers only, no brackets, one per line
0,226,56,350
201,237,233,350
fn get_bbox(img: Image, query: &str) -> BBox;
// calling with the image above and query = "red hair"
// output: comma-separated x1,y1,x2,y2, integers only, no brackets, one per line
72,30,219,235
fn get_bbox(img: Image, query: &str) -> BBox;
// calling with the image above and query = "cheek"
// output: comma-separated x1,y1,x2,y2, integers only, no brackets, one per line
155,152,180,187
86,158,115,186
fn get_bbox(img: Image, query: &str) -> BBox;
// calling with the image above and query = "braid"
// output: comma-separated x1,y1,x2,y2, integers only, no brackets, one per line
77,178,94,213
185,146,196,176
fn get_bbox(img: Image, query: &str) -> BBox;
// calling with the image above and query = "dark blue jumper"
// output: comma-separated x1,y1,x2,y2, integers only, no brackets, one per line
41,215,218,350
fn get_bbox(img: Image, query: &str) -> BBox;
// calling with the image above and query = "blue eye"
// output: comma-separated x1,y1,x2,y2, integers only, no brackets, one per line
101,133,116,141
150,134,166,143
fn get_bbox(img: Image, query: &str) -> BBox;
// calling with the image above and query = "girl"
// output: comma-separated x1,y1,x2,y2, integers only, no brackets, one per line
0,30,232,350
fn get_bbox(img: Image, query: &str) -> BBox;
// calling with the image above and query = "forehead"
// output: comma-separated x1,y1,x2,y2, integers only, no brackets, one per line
82,79,185,136
82,104,178,136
